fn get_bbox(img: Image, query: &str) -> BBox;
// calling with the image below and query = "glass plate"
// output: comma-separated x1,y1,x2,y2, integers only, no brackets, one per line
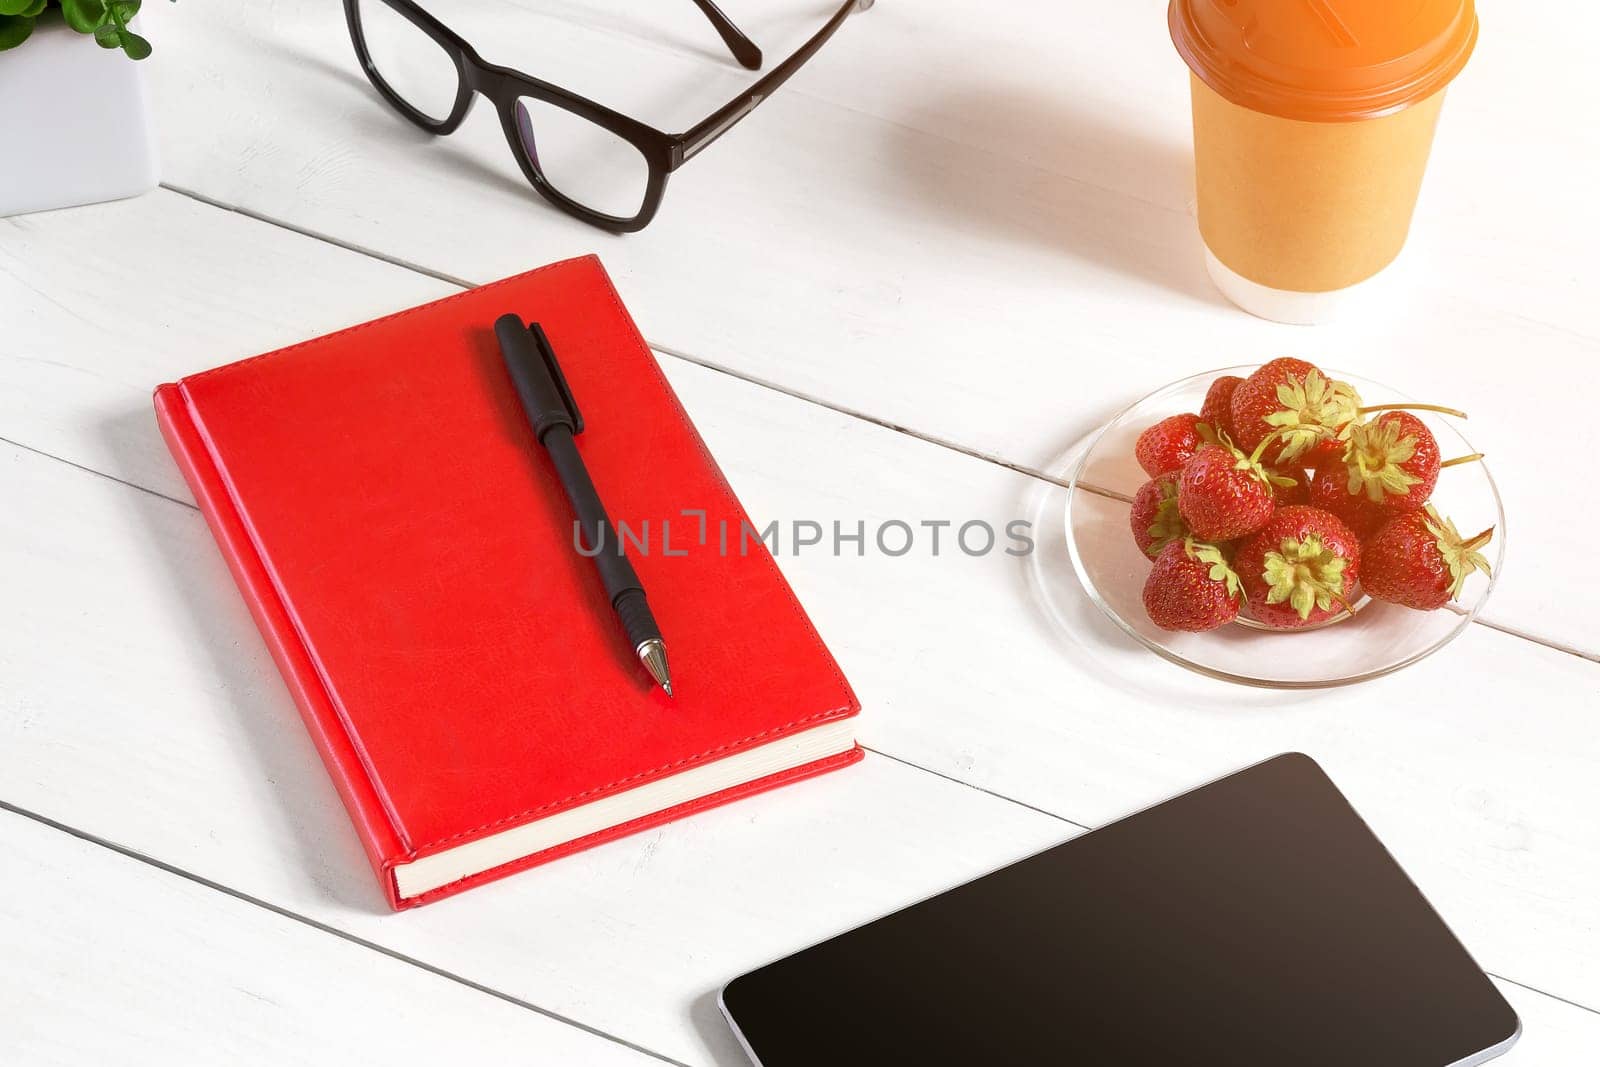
1060,366,1505,688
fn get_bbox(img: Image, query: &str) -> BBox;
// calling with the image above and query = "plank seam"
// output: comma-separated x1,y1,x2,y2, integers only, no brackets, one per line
5,791,1597,1035
860,749,1600,1022
0,799,692,1067
44,188,1600,667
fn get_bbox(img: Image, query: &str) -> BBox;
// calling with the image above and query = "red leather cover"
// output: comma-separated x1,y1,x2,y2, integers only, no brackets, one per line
154,256,861,909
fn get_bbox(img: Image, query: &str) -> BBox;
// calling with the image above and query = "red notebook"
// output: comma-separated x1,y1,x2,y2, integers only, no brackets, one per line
154,256,861,909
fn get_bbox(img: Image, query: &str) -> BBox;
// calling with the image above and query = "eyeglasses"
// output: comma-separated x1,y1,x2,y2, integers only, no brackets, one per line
343,0,873,232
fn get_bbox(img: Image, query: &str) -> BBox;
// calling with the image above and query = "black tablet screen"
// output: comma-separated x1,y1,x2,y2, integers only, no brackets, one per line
721,754,1518,1066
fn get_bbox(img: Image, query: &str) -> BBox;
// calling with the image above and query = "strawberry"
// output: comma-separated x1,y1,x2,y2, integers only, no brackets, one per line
1301,433,1350,469
1234,506,1361,629
1129,471,1189,559
1229,358,1361,466
1200,375,1243,442
1364,506,1494,611
1269,468,1310,507
1143,537,1242,632
1307,463,1391,538
1135,414,1207,478
1176,438,1295,542
1311,411,1441,533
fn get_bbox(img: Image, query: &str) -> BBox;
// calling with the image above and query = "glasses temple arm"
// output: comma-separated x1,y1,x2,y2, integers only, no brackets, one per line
674,0,870,166
688,0,763,70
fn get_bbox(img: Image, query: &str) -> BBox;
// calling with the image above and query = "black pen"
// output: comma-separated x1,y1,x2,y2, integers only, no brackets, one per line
495,314,672,697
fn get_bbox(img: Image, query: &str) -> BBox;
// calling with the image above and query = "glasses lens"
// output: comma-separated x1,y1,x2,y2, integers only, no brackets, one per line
514,97,651,221
356,0,461,124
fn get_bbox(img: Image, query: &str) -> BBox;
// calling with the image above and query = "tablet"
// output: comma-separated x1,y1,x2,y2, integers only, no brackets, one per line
720,754,1519,1066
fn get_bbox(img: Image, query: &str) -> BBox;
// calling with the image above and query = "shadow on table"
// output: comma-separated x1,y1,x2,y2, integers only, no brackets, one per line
689,986,758,1067
883,81,1226,309
247,33,544,210
102,407,389,914
1014,423,1300,711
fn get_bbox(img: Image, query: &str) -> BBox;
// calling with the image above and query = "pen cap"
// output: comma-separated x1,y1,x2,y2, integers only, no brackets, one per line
495,313,583,439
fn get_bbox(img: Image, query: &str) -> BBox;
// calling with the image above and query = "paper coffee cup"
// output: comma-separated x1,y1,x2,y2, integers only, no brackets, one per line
1169,1,1478,323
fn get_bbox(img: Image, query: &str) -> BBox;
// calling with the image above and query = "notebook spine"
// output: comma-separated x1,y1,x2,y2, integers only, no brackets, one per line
154,382,408,907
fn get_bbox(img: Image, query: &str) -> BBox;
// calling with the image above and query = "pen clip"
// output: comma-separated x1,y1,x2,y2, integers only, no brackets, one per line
526,321,583,435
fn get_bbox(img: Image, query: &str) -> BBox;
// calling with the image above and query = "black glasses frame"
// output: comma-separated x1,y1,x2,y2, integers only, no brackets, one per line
344,0,873,233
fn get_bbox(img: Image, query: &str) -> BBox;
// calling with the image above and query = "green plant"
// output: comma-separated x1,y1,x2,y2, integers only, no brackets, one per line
0,1,161,59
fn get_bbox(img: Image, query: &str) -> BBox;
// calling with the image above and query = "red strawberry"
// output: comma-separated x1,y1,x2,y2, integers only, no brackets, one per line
1364,506,1494,611
1200,375,1243,442
1312,411,1441,532
1143,537,1242,632
1177,440,1294,542
1301,434,1349,469
1269,468,1310,507
1307,463,1391,538
1234,506,1361,629
1129,471,1189,559
1135,414,1206,478
1229,358,1361,466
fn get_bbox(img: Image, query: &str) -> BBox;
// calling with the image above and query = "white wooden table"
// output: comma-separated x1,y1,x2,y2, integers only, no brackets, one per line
4,2,1598,1063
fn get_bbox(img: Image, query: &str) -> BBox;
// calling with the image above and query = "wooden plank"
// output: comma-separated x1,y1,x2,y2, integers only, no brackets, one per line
2,191,1598,1026
1491,981,1600,1064
7,783,1599,1067
0,195,454,504
0,441,1073,1067
0,808,659,1066
3,371,1598,1029
2,438,1596,1058
129,0,1600,654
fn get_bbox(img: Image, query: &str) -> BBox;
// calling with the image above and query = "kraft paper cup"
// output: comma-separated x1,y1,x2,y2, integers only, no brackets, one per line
1169,0,1478,324
1191,74,1445,324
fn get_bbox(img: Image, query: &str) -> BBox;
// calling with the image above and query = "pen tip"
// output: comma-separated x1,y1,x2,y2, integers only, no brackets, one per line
637,639,672,699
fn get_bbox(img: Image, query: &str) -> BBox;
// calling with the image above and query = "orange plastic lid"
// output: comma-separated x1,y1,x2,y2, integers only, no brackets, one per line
1169,0,1478,122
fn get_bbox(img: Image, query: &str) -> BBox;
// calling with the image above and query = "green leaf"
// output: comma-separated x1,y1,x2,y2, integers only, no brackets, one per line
1262,535,1348,619
1344,417,1423,501
0,0,38,15
60,0,109,33
1143,477,1188,558
0,12,34,49
93,22,120,45
1187,539,1242,600
111,0,143,21
119,28,151,59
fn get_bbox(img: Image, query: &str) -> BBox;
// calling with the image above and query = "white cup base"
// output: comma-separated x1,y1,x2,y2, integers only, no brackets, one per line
1203,247,1395,325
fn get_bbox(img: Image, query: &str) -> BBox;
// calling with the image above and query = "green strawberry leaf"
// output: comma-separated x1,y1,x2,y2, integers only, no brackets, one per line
1186,538,1242,601
0,0,44,16
1263,369,1360,462
1262,535,1348,619
1143,478,1187,558
1344,417,1423,502
1424,505,1494,601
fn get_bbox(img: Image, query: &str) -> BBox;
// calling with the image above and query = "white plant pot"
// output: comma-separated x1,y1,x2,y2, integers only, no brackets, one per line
0,16,159,217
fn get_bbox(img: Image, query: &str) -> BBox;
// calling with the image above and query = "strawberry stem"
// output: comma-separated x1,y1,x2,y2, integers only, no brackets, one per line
1356,403,1468,419
1439,452,1486,469
1330,588,1356,620
1463,527,1495,551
